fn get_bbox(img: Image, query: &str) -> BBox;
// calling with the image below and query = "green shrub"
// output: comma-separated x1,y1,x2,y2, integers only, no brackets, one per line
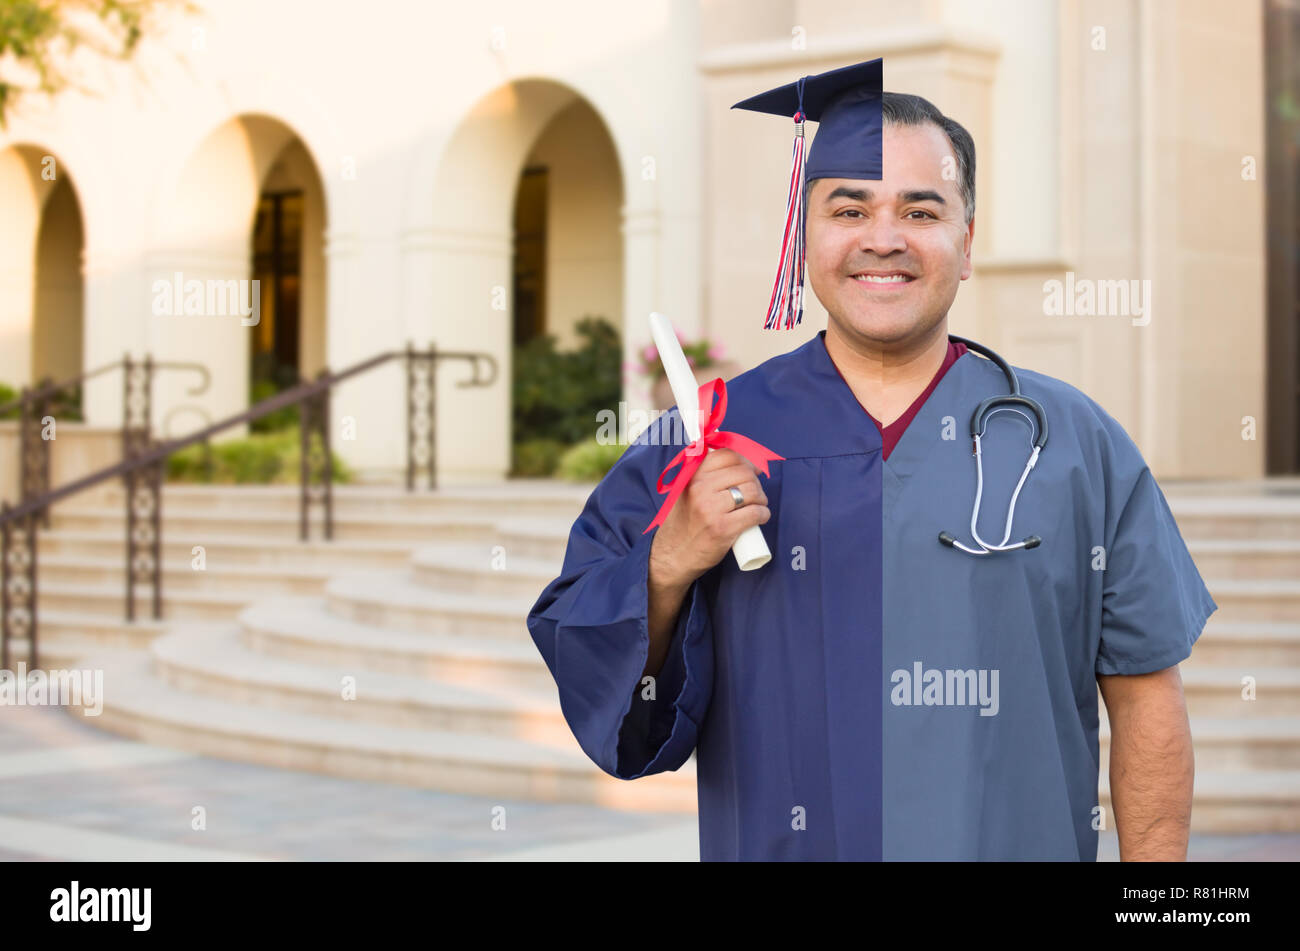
0,383,16,419
511,438,566,477
166,425,351,484
0,380,83,421
513,316,621,446
249,379,300,433
556,437,629,482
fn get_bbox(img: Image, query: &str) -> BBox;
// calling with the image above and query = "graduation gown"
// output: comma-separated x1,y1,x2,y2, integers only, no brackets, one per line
526,330,1217,861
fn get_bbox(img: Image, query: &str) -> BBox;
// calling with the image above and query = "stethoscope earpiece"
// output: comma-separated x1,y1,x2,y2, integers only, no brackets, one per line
939,337,1049,557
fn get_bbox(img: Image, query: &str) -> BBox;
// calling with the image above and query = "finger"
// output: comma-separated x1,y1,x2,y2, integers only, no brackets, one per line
721,503,771,533
696,467,764,504
696,448,758,475
708,479,766,513
693,463,765,497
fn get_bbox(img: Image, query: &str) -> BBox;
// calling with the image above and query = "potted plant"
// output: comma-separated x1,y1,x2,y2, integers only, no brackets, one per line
634,330,740,411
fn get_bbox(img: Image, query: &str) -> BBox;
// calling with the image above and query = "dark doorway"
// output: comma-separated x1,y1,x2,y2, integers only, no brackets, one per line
1266,0,1300,473
513,166,548,346
250,189,304,400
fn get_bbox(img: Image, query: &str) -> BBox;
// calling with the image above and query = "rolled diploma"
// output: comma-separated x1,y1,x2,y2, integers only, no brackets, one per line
648,311,772,571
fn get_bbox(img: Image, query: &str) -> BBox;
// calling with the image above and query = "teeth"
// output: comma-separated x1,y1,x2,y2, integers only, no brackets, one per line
853,274,911,283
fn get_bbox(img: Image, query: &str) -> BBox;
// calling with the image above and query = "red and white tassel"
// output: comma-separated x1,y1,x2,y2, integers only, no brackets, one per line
763,110,807,330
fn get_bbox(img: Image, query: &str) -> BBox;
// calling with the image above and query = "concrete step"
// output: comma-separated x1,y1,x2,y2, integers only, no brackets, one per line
1168,496,1300,540
1099,768,1300,833
38,554,330,597
19,611,165,652
1187,539,1300,579
239,598,555,692
1100,714,1300,770
410,544,557,599
491,517,574,562
1203,579,1300,623
1186,622,1300,668
38,530,417,571
38,581,253,622
95,482,593,519
48,507,501,544
152,624,573,743
324,572,536,639
71,648,694,811
2,634,117,669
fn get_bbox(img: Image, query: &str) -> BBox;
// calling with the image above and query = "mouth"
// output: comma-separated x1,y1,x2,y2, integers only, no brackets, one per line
850,270,916,287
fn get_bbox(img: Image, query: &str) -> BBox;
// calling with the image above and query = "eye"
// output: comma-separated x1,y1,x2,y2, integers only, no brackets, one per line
905,209,937,220
834,208,865,218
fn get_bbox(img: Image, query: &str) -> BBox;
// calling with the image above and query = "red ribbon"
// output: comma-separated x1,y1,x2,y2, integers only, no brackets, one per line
643,377,784,534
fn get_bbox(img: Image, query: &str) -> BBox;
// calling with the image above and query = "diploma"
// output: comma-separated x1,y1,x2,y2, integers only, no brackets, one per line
648,311,773,571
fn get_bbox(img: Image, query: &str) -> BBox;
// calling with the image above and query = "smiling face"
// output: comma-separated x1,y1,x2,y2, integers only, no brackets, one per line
805,122,974,350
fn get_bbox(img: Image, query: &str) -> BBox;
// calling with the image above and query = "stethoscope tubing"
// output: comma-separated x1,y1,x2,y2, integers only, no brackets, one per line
940,336,1047,556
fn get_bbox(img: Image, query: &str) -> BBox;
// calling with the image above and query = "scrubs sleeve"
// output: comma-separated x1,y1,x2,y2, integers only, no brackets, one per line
526,420,715,780
1095,464,1218,676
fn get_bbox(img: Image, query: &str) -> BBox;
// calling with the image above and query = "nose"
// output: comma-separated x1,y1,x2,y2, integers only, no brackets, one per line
856,211,909,257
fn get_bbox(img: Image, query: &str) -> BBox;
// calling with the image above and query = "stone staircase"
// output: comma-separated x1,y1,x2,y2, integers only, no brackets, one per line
22,482,694,813
12,479,1300,832
1097,482,1300,832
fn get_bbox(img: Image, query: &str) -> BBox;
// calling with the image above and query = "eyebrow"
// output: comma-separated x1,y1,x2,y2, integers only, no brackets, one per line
822,186,948,206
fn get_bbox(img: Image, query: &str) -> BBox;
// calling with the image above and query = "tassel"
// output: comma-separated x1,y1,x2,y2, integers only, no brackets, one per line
764,108,807,330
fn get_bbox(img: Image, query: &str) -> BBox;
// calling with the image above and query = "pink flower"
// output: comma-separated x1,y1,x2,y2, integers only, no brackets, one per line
686,355,695,367
707,344,725,361
642,344,657,362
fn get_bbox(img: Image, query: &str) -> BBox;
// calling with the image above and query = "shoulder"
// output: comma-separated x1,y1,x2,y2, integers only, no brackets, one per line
1009,364,1137,446
628,334,846,461
711,336,818,410
1003,360,1151,499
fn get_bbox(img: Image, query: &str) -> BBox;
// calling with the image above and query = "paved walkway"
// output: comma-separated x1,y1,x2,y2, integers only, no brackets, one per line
0,705,1295,861
0,705,695,861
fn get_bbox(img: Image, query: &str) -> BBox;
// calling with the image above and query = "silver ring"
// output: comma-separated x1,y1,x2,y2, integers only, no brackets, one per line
728,485,745,510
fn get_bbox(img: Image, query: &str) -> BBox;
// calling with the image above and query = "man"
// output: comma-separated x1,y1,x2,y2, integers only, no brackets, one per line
527,59,1216,861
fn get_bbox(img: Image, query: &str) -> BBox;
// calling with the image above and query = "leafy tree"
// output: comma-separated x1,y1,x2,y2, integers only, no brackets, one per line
0,0,196,127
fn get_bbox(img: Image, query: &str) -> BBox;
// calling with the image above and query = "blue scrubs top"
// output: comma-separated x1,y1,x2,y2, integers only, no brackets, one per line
526,331,1217,860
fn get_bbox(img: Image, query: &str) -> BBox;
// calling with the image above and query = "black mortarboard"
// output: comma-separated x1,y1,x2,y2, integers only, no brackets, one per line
732,57,883,329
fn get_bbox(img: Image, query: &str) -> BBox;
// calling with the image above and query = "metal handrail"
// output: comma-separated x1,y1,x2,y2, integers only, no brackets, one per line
0,344,497,670
2,356,211,528
0,357,209,418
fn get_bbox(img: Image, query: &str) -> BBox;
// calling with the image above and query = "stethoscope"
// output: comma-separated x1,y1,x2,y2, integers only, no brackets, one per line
937,336,1049,555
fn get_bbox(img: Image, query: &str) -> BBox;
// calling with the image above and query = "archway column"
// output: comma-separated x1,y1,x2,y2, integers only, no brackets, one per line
138,246,254,437
0,261,36,387
389,224,512,485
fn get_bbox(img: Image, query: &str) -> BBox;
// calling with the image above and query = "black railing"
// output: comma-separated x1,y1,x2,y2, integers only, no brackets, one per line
0,356,210,527
0,345,496,670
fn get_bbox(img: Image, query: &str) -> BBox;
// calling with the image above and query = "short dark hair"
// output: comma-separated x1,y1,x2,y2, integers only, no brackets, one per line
804,91,976,224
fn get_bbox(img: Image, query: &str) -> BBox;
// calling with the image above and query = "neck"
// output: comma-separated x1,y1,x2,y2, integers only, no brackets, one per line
823,319,950,427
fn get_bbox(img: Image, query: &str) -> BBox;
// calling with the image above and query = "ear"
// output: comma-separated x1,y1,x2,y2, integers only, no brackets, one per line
960,215,975,281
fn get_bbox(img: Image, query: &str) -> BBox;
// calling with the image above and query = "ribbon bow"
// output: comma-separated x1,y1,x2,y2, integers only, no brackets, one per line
643,377,784,534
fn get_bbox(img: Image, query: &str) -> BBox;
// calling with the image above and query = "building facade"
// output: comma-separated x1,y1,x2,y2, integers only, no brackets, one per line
0,0,1284,483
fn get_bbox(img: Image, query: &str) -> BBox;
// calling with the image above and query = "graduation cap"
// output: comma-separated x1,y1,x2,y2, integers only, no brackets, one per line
732,57,883,329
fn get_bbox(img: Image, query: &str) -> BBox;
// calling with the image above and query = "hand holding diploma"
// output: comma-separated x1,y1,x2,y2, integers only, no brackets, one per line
643,312,781,572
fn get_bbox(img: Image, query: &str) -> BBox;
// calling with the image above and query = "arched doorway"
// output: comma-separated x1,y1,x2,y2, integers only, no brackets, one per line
417,80,624,482
0,145,84,398
512,98,624,352
149,115,327,427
